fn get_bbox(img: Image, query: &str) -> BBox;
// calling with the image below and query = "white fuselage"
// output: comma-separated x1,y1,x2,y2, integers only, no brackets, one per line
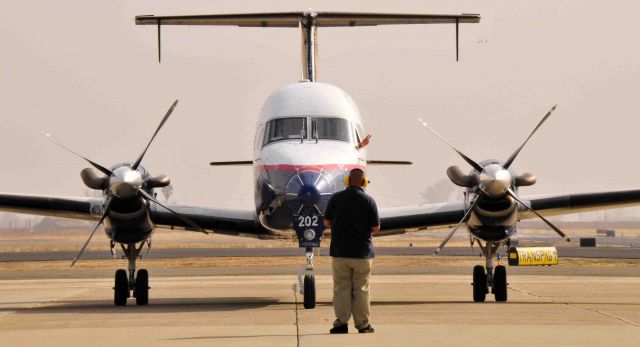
252,81,367,232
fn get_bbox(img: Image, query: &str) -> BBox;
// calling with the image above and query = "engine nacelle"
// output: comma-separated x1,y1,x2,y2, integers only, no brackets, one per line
80,168,108,190
515,172,536,187
147,174,170,188
446,166,475,187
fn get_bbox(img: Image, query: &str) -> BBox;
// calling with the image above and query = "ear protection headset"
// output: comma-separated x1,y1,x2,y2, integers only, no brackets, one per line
344,168,370,187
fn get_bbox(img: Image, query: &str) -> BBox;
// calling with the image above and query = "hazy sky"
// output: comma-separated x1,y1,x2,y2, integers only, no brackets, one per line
1,1,639,215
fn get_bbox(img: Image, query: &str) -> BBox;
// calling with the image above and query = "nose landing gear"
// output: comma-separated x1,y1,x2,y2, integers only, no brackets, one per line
294,214,324,309
297,247,316,309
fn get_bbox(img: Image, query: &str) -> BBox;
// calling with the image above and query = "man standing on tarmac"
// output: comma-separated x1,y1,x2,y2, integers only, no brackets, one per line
324,168,380,334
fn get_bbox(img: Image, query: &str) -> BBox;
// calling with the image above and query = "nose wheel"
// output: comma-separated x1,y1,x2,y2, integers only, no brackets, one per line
297,247,317,309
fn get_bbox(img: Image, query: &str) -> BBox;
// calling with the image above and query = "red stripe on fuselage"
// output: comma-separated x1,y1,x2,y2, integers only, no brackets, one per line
256,164,365,172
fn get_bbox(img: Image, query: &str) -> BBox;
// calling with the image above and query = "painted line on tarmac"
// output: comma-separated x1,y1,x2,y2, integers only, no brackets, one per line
509,286,640,327
292,283,301,347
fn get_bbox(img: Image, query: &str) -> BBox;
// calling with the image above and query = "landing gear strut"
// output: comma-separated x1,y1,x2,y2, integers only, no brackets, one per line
297,247,316,309
293,214,324,310
473,240,508,302
113,242,149,306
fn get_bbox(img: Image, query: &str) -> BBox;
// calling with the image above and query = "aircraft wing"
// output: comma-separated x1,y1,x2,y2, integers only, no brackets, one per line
0,193,103,221
378,201,466,236
0,193,263,236
378,188,640,235
523,188,640,219
150,203,263,237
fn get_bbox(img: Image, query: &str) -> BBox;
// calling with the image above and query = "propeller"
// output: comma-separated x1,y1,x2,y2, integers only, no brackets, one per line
41,132,113,176
434,196,480,254
44,99,206,264
503,105,557,169
419,105,567,243
417,118,483,171
132,99,178,170
138,189,206,234
505,188,570,242
71,198,112,267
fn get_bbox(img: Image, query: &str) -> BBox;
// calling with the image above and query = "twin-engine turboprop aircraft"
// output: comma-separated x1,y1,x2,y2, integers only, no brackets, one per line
2,11,640,308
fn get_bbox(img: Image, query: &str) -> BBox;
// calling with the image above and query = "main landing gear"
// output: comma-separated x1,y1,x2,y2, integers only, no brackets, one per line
472,240,508,302
113,243,149,306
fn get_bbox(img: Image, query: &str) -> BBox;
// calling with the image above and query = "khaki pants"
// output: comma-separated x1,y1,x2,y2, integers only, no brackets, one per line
332,257,372,329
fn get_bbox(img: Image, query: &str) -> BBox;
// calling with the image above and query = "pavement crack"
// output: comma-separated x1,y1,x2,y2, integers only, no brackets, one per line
510,286,640,328
292,283,301,347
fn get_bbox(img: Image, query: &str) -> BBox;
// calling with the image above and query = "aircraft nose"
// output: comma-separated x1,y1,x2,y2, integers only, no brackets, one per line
285,171,334,215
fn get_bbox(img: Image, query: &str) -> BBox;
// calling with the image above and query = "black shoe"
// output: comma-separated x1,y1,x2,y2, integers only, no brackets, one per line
330,324,349,334
358,325,375,333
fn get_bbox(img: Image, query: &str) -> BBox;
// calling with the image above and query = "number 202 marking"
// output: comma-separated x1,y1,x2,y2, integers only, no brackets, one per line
298,216,318,227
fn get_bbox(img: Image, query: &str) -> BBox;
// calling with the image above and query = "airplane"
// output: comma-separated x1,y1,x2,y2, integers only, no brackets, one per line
1,11,640,308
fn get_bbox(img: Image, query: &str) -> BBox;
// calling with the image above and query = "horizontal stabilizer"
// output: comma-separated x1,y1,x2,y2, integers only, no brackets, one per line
136,12,480,27
210,160,253,166
367,160,413,165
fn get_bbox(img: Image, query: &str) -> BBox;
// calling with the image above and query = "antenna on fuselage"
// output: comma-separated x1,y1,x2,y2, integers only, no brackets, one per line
136,11,481,80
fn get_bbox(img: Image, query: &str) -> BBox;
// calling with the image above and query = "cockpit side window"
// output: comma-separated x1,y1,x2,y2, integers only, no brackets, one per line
263,117,307,146
313,118,352,143
254,125,264,149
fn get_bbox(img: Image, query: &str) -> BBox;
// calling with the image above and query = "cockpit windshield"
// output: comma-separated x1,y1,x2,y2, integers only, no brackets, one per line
313,118,351,142
263,117,307,145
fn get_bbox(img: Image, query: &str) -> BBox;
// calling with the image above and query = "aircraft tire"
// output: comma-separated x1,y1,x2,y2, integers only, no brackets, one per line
135,269,149,306
114,269,128,306
303,274,316,309
494,265,508,302
472,265,487,303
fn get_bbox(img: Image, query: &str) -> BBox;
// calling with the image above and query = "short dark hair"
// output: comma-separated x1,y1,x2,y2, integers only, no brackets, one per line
349,168,365,187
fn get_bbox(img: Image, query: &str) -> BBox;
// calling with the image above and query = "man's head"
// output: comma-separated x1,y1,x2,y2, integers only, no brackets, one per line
348,168,367,187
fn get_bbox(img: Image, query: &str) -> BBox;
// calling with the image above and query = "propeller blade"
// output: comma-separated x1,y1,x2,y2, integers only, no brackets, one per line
138,189,207,234
71,198,112,267
503,105,557,169
41,131,113,176
506,188,570,242
131,99,179,170
417,119,483,172
434,197,481,254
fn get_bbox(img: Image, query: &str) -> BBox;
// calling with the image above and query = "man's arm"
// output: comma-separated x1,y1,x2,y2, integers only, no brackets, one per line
324,219,332,228
371,225,380,233
356,134,371,150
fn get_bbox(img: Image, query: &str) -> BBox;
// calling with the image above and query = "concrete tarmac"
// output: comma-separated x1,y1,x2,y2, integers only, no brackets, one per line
1,266,639,346
1,246,638,261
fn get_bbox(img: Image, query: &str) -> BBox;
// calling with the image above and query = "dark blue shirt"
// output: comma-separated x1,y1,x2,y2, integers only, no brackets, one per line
325,186,380,259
